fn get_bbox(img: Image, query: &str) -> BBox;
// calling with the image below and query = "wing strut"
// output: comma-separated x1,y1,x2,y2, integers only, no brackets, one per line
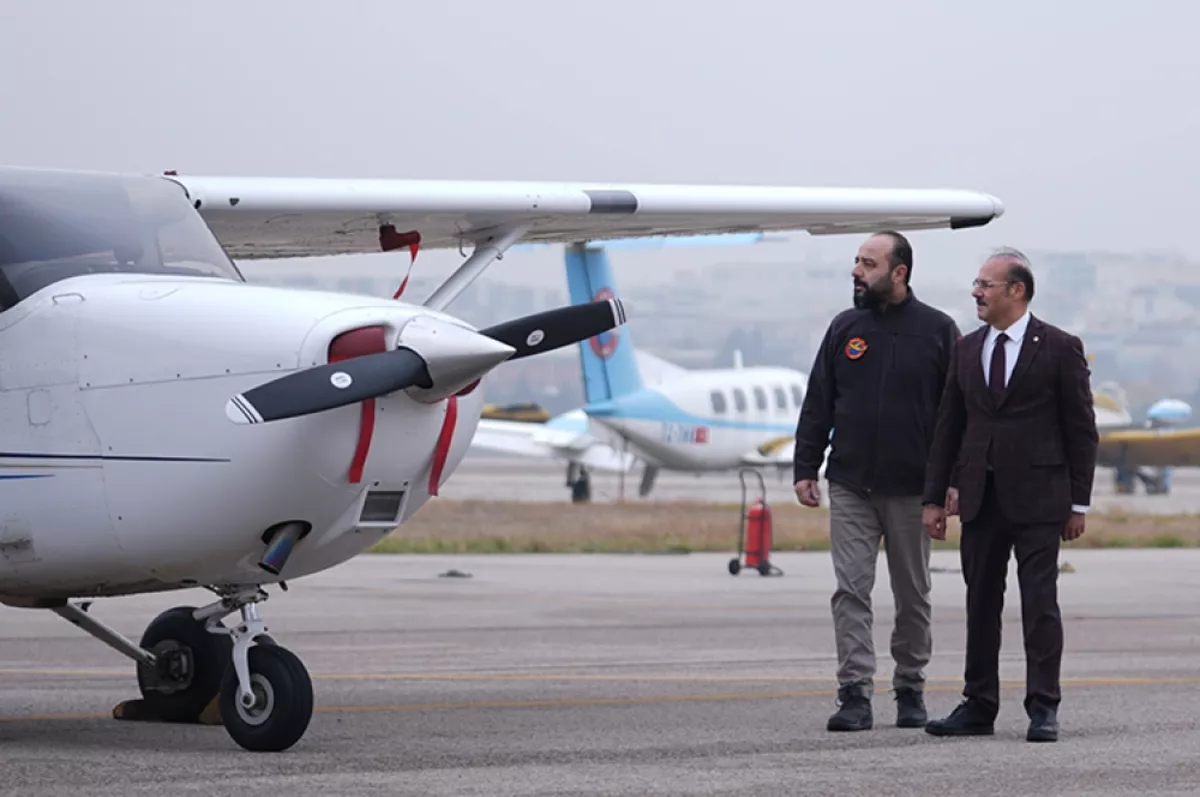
422,223,531,311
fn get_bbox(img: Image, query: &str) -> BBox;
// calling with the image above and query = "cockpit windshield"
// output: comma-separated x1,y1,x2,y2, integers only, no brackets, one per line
0,167,244,311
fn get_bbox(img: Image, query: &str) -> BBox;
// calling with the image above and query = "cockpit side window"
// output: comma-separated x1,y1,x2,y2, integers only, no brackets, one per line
0,169,243,312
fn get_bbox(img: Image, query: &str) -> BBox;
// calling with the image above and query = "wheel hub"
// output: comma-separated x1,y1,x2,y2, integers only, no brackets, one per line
143,641,194,694
235,673,275,726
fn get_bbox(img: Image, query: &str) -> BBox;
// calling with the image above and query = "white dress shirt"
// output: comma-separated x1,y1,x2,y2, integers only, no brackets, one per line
981,310,1029,390
981,310,1088,514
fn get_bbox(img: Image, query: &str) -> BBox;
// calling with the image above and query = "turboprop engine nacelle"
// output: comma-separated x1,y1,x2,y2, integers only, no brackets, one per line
1147,398,1193,428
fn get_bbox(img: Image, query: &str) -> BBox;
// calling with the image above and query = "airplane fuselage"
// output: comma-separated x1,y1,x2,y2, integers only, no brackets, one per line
585,365,805,471
0,273,484,600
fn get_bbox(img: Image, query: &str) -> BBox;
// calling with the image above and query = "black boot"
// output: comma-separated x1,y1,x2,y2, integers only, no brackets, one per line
894,687,927,728
827,683,873,731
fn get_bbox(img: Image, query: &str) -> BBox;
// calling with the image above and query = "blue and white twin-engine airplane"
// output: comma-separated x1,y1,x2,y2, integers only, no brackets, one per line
471,238,811,499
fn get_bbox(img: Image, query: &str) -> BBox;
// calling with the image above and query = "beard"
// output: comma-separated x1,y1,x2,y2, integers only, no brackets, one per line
852,277,890,310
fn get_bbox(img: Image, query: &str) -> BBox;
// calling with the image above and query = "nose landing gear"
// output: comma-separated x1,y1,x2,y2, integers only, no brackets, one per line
194,587,313,752
217,641,312,751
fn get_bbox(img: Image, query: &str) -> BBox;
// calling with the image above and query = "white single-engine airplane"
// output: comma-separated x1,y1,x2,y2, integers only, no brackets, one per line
0,164,1003,752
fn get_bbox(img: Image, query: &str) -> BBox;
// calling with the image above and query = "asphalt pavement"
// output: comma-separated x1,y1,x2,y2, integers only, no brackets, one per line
4,548,1200,795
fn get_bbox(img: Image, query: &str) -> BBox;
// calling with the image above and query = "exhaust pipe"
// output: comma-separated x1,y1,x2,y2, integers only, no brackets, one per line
258,521,310,575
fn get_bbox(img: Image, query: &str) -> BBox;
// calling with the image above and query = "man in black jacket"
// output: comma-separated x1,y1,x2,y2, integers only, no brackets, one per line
794,231,960,732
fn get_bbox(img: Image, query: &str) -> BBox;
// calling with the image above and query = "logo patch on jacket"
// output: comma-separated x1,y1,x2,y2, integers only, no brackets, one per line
845,337,867,360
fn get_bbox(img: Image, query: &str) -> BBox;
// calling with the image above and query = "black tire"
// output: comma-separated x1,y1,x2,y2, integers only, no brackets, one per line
728,558,741,575
571,473,592,503
219,643,313,752
136,606,232,723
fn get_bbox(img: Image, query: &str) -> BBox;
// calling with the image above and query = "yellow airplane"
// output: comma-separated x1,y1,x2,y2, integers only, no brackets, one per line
1092,381,1199,494
480,402,552,424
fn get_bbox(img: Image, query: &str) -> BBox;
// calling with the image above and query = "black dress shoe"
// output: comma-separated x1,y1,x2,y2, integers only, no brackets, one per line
1027,709,1059,742
924,699,995,736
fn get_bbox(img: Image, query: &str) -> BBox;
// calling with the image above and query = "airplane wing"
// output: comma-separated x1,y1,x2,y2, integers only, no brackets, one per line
737,435,831,481
1097,427,1200,468
165,174,1004,260
739,424,1200,474
470,413,635,473
738,435,797,470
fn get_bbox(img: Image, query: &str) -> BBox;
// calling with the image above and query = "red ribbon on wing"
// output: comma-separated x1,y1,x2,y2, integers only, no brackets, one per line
380,225,422,300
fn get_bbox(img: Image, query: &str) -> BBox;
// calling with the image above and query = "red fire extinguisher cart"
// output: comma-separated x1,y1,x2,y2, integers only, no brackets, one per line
728,469,783,576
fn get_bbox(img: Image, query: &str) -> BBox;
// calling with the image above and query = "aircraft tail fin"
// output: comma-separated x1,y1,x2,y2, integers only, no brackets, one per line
1093,380,1134,426
1093,380,1129,413
565,242,643,404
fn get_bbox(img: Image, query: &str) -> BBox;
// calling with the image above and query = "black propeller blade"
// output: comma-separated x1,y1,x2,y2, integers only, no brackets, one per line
478,298,627,361
226,348,432,425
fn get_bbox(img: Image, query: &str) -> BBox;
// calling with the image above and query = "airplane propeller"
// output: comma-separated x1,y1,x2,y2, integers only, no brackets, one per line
225,297,627,425
475,297,627,361
225,347,435,425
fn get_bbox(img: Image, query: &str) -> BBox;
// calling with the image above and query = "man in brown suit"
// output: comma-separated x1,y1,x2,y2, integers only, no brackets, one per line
920,247,1098,743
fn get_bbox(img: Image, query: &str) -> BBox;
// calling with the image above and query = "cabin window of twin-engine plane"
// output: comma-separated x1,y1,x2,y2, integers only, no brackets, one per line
710,390,727,414
753,386,768,411
0,169,244,311
733,388,747,413
790,384,803,407
773,386,788,410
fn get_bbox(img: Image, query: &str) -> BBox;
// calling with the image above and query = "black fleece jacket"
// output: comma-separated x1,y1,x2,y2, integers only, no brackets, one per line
793,290,960,497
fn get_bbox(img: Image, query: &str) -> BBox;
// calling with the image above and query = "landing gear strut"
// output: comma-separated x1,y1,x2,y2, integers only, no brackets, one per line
567,462,592,503
1113,464,1173,495
49,585,311,752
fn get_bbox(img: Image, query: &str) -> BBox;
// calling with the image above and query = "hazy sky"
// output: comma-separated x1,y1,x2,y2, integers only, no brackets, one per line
1,0,1196,291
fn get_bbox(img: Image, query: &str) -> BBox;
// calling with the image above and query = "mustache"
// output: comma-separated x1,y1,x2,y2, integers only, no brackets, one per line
853,278,868,290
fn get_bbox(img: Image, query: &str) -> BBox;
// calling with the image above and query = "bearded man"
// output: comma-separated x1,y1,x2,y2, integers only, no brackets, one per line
793,230,961,732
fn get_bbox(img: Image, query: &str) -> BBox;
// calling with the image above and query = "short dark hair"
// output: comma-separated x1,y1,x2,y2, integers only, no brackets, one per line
873,230,913,284
990,246,1035,302
1007,262,1034,301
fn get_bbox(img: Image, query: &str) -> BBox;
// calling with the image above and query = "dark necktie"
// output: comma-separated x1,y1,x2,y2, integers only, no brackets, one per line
989,332,1009,403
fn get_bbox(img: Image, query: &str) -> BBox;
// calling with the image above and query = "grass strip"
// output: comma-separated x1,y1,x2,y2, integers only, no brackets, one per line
369,500,1200,555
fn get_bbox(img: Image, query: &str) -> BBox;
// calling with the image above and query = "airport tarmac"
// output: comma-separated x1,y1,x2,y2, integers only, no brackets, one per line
4,549,1200,795
444,454,1200,516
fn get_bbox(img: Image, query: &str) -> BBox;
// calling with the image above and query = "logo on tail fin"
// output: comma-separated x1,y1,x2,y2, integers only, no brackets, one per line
589,287,619,359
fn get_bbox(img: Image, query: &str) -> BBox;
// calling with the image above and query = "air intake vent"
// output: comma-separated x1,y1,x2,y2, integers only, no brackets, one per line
360,490,405,523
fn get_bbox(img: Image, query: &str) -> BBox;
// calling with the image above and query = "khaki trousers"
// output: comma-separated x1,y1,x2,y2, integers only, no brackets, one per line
828,481,932,696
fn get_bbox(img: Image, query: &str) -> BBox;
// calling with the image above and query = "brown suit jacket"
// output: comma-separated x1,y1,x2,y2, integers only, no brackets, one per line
923,313,1099,526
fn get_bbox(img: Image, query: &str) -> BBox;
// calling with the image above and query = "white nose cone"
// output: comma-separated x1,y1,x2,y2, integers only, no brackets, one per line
399,315,515,402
